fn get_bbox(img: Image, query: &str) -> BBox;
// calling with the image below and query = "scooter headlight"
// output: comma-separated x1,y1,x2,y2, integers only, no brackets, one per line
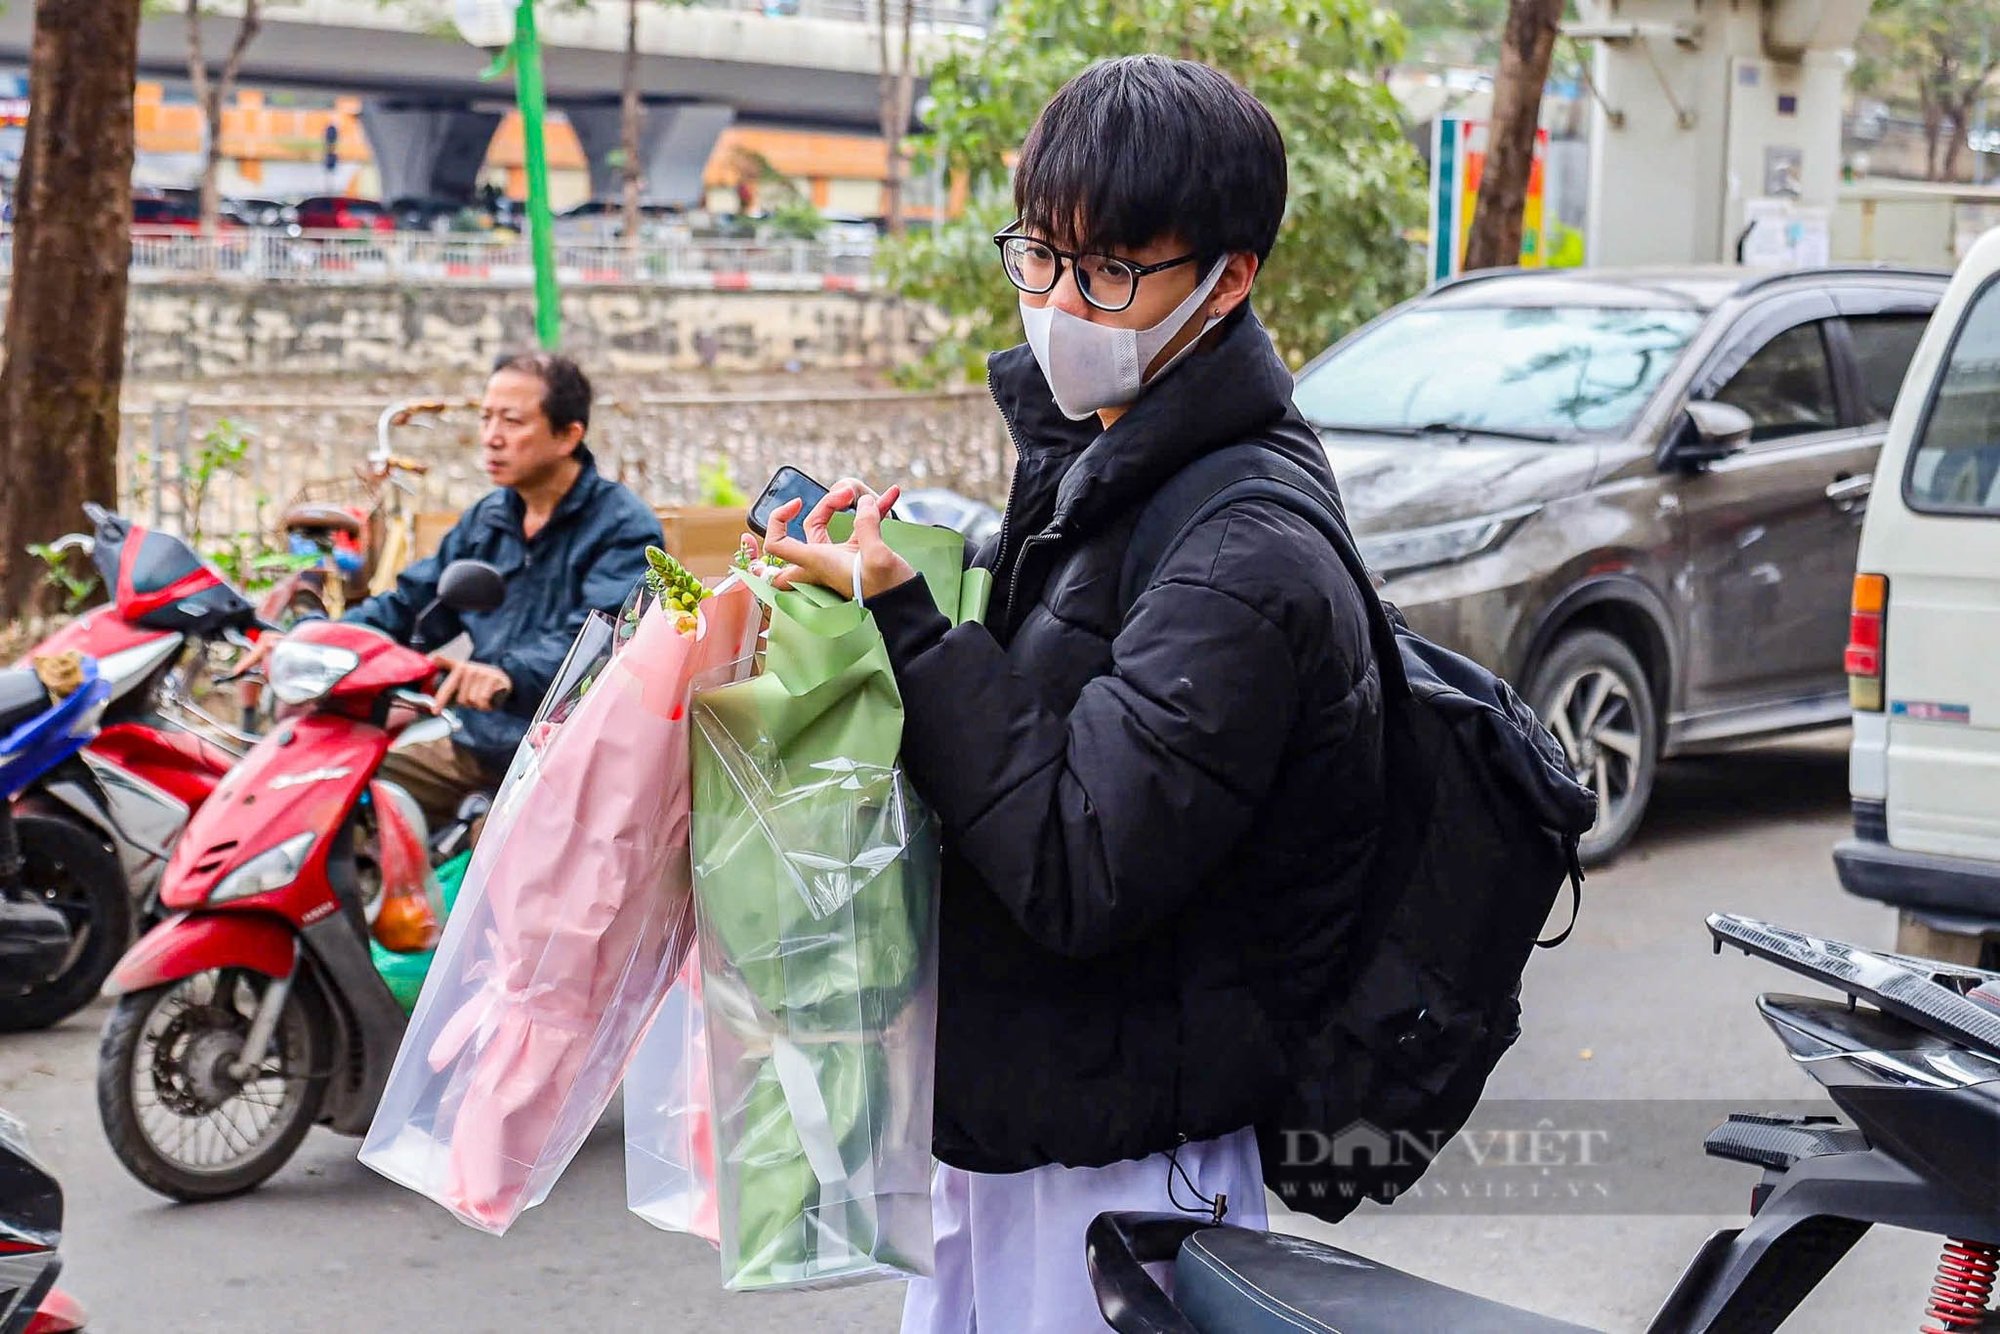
268,641,360,705
211,832,316,904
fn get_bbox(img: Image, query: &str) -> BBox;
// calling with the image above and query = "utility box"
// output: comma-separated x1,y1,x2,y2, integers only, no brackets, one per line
1573,0,1868,266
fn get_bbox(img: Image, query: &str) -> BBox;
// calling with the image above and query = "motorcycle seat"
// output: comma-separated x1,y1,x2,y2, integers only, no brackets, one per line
282,503,365,539
1174,1227,1601,1334
0,668,50,734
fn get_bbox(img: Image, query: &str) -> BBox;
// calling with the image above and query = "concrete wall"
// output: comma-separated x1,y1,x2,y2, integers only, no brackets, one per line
107,283,929,382
116,389,1014,547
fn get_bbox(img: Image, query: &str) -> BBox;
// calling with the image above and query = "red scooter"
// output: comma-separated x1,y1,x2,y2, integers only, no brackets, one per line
4,506,255,1030
23,505,255,907
94,560,505,1201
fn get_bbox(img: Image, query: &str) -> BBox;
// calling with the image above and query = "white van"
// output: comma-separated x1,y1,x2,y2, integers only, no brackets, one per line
1838,228,2000,964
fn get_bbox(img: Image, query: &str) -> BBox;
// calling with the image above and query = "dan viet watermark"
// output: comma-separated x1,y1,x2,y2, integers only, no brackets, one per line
1263,1100,2000,1216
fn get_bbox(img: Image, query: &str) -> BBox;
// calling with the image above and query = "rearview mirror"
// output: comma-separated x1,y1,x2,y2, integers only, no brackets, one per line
1665,400,1754,471
436,560,505,614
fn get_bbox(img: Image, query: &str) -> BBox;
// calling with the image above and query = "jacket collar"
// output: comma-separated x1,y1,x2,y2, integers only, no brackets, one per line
486,444,602,537
986,309,1298,536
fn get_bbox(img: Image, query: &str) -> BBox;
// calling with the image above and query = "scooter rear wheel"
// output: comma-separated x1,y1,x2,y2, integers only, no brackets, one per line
97,967,330,1201
0,814,132,1033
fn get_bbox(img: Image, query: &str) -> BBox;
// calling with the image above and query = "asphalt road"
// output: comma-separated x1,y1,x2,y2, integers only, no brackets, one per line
0,731,1948,1333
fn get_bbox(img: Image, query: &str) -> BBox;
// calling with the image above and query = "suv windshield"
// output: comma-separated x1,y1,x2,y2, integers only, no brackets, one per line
1295,304,1704,438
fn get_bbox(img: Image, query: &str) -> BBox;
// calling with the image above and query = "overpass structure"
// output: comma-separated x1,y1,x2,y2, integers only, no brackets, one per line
0,0,987,205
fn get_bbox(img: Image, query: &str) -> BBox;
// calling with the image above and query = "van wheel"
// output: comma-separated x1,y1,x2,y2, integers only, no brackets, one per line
1527,630,1658,867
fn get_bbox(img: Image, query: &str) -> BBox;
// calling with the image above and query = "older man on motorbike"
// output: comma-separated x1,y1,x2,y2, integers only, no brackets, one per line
251,351,661,829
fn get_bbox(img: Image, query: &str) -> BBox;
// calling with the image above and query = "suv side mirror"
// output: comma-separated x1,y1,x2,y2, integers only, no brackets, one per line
1665,400,1754,471
436,560,505,614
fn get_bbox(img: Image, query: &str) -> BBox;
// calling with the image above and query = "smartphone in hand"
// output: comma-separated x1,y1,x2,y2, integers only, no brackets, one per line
748,466,831,543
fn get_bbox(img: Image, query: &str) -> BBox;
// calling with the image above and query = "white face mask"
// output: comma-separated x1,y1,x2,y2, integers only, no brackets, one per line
1019,257,1231,421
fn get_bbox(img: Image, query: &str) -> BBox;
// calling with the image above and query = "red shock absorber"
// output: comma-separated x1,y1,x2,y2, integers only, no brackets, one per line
1923,1238,1998,1333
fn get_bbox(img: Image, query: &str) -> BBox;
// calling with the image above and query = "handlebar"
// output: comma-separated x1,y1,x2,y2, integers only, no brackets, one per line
45,532,93,558
393,687,465,734
373,397,475,466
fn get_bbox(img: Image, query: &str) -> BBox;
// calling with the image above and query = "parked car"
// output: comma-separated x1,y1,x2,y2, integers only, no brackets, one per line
1835,230,2000,965
290,195,395,233
1293,264,1946,862
223,195,292,229
130,189,203,231
894,488,1001,548
552,198,686,241
387,195,475,234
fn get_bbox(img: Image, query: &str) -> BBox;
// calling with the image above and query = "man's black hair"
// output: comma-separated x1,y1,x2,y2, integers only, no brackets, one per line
491,350,592,437
1014,55,1287,265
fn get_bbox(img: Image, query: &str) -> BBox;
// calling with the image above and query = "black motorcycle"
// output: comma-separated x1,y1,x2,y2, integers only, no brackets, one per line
1091,915,2000,1334
0,935,88,1333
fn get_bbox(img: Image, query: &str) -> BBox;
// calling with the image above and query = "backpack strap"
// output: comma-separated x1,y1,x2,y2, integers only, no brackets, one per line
1118,443,1410,700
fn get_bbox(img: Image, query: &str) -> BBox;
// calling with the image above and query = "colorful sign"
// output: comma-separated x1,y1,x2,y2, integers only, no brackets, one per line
1429,118,1551,284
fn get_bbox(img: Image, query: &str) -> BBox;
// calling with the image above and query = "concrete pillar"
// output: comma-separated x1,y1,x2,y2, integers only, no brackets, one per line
358,99,505,203
562,100,735,205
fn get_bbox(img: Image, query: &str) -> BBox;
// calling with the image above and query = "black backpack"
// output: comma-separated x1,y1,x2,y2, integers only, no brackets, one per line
1121,442,1598,1223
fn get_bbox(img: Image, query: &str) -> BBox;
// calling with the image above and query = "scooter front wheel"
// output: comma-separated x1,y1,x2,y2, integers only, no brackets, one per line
97,967,330,1201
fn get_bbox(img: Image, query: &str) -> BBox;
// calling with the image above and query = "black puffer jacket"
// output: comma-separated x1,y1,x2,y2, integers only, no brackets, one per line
866,311,1387,1173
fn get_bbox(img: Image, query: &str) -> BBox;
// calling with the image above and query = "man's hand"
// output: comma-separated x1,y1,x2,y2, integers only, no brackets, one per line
223,631,280,682
431,655,512,711
759,485,916,603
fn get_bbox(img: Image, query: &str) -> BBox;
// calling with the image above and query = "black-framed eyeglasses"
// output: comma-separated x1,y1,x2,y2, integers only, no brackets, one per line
993,227,1201,314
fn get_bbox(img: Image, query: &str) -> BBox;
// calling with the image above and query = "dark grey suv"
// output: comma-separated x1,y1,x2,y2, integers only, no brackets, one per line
1294,265,1947,861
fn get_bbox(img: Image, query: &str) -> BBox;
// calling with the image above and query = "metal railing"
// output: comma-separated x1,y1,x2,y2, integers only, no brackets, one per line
0,231,880,288
696,0,992,27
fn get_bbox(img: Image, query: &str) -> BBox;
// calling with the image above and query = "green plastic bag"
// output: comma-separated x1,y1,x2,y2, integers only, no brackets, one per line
690,520,982,1290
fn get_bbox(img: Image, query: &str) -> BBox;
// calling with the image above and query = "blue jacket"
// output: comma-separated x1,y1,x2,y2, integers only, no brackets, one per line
346,448,662,770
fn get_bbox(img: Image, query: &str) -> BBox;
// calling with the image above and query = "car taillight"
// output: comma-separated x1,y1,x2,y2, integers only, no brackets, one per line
1846,573,1887,712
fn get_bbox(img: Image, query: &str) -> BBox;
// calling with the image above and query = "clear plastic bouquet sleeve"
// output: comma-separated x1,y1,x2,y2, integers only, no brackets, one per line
623,947,721,1245
676,522,986,1292
358,583,759,1234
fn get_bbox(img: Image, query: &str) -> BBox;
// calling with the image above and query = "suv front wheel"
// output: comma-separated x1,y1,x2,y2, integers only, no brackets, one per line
1527,629,1659,865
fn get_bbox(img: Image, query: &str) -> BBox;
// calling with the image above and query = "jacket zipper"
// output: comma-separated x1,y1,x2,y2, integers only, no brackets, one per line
987,376,1025,582
1006,530,1059,635
986,374,1065,634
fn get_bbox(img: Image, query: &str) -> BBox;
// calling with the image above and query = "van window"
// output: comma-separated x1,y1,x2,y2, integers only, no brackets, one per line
1846,314,1931,423
1909,281,2000,514
1713,322,1840,443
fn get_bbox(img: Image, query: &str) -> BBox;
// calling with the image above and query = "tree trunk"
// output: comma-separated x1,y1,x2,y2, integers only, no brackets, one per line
187,0,262,239
893,0,915,234
1923,98,1945,180
1463,0,1563,270
0,0,142,621
1944,108,1969,182
877,0,916,236
621,0,642,254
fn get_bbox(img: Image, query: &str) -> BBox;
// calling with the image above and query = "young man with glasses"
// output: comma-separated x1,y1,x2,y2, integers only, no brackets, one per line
759,55,1385,1332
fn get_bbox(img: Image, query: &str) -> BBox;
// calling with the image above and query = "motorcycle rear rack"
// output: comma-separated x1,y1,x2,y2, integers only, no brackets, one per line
1708,914,2000,1061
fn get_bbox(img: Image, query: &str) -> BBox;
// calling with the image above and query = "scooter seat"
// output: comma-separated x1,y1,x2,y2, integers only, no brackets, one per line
282,503,365,539
1174,1227,1600,1334
0,668,50,734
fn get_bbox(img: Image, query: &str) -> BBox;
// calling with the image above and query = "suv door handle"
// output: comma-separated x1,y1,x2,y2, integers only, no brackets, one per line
1826,473,1873,511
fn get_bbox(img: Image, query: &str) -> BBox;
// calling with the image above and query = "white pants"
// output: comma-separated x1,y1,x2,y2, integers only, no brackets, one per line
899,1128,1267,1334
